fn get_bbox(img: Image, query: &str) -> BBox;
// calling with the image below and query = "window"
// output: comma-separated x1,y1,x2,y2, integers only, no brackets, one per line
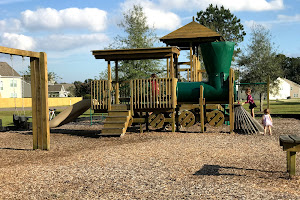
10,92,17,98
10,80,17,87
0,81,3,90
294,94,299,97
291,87,293,91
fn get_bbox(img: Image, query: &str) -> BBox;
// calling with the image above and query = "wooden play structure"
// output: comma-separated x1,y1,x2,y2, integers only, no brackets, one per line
91,19,236,136
0,46,49,150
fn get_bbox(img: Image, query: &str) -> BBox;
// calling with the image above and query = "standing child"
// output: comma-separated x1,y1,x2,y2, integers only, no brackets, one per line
242,88,257,118
262,108,273,135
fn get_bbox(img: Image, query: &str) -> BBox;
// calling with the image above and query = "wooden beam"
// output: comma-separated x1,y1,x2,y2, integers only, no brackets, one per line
0,46,40,58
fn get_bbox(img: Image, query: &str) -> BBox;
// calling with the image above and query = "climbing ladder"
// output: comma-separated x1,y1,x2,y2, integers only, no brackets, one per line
101,104,132,137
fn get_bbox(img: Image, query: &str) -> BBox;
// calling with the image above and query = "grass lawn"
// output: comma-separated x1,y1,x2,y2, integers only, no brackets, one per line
1,99,300,127
242,99,300,114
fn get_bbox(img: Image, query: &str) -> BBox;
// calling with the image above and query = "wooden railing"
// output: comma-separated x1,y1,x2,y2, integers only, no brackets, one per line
91,80,110,110
130,78,177,112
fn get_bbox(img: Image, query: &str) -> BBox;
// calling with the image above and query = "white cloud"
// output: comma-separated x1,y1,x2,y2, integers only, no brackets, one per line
277,14,300,23
158,0,284,11
37,33,110,51
245,14,300,29
0,18,22,33
21,7,107,32
0,33,35,50
121,0,181,31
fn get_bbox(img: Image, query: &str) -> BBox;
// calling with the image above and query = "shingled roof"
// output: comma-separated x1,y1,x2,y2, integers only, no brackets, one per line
160,20,224,49
0,62,21,77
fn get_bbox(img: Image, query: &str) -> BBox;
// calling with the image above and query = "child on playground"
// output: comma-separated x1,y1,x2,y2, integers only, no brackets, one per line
262,108,273,135
242,88,257,118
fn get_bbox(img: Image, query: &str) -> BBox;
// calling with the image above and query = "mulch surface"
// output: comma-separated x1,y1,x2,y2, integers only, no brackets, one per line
1,118,300,199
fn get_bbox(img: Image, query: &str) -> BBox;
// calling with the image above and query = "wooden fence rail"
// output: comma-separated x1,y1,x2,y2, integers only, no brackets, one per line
91,80,109,110
130,78,177,110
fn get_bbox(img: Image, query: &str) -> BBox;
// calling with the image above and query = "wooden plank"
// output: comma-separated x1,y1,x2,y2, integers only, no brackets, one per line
290,135,300,143
0,46,40,58
107,61,112,111
280,135,295,144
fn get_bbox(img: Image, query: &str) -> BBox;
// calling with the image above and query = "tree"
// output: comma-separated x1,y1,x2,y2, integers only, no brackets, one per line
196,4,246,60
278,54,300,84
21,66,61,84
73,79,93,98
105,5,162,81
238,24,283,111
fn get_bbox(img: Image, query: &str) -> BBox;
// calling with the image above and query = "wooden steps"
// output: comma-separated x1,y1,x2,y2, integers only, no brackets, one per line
101,104,131,137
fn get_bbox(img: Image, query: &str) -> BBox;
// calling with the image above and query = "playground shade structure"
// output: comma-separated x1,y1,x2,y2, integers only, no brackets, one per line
49,99,90,128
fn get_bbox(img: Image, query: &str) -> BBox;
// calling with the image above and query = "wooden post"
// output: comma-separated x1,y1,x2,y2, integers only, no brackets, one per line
107,61,112,111
171,78,178,132
115,61,119,104
170,54,174,78
39,52,50,150
30,57,39,149
289,151,296,176
199,85,205,133
229,68,235,134
167,58,169,78
130,80,134,116
190,43,193,82
267,75,270,109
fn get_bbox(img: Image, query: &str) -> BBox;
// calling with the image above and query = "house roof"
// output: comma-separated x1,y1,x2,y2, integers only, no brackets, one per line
282,78,300,87
62,83,74,91
0,62,21,77
48,84,64,92
160,20,224,49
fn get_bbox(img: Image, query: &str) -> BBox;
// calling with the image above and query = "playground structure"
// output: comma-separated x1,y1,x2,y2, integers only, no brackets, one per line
89,19,237,136
0,46,49,150
0,19,266,150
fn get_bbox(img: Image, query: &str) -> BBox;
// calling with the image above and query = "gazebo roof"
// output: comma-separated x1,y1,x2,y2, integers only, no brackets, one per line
160,20,224,49
92,47,180,61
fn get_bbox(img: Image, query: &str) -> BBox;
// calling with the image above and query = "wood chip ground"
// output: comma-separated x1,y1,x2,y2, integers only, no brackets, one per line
1,118,300,199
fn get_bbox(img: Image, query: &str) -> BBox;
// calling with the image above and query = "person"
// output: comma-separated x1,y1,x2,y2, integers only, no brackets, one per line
242,88,256,118
262,108,273,135
150,73,159,100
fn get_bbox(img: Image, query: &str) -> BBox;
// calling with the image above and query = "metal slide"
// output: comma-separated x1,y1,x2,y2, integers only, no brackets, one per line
49,99,91,128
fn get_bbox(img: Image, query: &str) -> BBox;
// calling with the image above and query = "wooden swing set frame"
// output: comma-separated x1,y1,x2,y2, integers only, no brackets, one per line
0,46,50,150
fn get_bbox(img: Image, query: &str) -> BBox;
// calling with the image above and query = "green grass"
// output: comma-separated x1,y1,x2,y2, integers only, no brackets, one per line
1,99,300,127
242,99,300,114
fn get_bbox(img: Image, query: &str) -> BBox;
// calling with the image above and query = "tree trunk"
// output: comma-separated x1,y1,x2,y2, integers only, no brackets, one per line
260,92,264,112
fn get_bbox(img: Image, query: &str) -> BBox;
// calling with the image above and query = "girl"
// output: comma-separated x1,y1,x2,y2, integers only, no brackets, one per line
262,108,273,135
242,88,257,118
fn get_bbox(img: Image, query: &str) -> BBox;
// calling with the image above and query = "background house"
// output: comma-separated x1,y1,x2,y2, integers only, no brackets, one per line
0,62,23,98
48,84,69,97
238,77,300,100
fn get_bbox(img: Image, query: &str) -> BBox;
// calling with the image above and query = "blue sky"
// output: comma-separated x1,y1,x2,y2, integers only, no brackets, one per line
0,0,299,83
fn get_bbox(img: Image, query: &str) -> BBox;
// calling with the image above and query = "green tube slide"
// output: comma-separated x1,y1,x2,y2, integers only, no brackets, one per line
177,41,235,103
